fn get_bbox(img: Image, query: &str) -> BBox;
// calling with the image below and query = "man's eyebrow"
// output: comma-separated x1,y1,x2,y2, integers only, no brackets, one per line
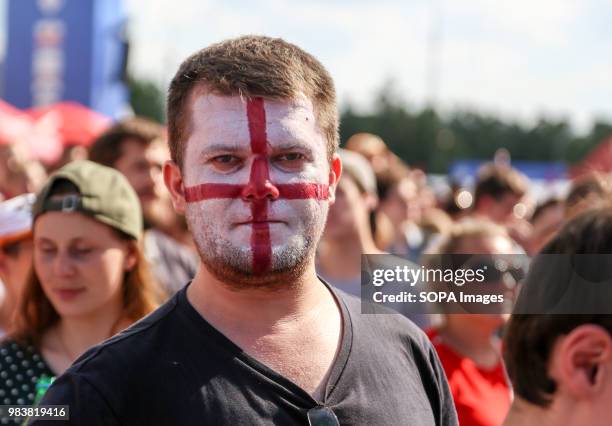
200,144,248,154
269,142,313,153
201,142,314,155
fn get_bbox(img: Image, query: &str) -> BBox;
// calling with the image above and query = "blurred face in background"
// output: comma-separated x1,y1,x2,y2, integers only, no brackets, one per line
0,146,47,200
114,138,170,227
478,193,522,224
324,175,373,241
529,203,565,255
33,212,136,320
0,237,33,319
450,234,515,331
379,178,421,229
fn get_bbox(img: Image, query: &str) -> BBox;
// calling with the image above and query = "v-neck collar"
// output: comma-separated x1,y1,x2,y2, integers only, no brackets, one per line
177,276,353,407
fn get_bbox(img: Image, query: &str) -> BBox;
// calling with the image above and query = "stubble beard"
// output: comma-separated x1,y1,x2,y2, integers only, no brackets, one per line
185,204,326,291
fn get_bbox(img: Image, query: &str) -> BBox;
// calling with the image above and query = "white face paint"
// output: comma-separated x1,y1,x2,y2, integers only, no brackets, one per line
182,92,331,285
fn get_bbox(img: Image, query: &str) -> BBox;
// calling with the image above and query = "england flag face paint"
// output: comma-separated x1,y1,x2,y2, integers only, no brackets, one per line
182,92,333,282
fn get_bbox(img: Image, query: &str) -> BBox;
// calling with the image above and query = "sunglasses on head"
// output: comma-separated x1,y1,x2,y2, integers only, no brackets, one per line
462,255,527,289
307,406,340,426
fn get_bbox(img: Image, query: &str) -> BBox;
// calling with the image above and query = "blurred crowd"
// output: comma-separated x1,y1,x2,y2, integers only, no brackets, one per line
1,122,611,425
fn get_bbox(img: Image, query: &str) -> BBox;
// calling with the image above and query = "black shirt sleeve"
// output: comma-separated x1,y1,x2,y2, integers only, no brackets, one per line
28,372,120,426
426,341,458,426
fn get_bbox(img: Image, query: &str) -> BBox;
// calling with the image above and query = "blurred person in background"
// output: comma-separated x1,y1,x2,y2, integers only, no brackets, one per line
377,170,427,260
0,194,35,335
0,145,47,201
419,207,454,251
426,220,518,426
527,198,565,255
472,163,532,250
318,149,383,295
89,117,198,296
48,143,89,172
412,168,438,213
319,150,431,327
344,132,440,258
564,172,611,220
0,161,159,408
345,132,398,178
503,204,612,426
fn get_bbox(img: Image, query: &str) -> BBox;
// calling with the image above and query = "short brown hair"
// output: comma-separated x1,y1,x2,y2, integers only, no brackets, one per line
89,117,164,167
503,204,612,407
474,163,528,205
566,172,611,210
167,35,338,167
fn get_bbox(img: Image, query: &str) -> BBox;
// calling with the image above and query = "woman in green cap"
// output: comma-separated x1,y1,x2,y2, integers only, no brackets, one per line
0,161,160,412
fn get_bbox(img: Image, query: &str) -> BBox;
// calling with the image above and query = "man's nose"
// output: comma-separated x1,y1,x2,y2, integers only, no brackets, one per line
241,157,280,201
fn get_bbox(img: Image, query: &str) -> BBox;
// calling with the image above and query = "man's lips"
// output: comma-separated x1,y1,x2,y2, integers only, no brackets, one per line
234,220,285,229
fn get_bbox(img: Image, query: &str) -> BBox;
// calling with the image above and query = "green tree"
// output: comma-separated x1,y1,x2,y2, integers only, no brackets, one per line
339,83,612,173
128,77,165,123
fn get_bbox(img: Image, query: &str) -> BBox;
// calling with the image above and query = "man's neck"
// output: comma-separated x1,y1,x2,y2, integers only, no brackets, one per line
188,260,335,335
187,260,343,397
439,317,501,369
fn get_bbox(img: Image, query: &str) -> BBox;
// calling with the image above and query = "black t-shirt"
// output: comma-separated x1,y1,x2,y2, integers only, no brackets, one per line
31,282,457,426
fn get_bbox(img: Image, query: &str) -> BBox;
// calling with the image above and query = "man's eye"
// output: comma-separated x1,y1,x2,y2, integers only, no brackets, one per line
210,155,242,170
215,155,237,163
275,153,306,168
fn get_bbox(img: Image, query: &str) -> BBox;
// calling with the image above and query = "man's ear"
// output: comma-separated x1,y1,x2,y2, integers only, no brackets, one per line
327,153,342,205
163,160,186,215
549,324,612,400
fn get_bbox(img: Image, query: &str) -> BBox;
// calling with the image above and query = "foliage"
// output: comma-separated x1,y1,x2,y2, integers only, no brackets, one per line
128,77,165,123
340,85,610,173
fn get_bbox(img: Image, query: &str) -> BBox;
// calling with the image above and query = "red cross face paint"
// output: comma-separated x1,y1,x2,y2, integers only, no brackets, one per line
182,93,332,280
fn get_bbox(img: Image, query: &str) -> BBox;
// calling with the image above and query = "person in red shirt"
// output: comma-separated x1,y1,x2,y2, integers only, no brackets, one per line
425,220,518,426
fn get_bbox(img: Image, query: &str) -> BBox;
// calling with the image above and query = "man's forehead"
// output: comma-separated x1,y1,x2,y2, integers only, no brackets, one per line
184,91,330,161
190,92,316,122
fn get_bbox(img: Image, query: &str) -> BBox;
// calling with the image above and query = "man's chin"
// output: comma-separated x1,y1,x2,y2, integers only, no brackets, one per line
201,255,310,292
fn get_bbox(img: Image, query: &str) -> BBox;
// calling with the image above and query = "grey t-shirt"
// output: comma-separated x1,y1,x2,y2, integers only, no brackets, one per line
143,229,198,295
31,281,457,426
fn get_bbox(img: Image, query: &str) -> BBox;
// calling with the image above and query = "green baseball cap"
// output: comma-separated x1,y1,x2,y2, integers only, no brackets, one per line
32,160,143,240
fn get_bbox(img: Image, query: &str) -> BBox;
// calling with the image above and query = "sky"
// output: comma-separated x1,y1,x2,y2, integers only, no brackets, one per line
2,0,612,133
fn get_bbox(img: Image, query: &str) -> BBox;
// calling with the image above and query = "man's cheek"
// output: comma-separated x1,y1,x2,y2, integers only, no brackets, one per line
185,200,230,226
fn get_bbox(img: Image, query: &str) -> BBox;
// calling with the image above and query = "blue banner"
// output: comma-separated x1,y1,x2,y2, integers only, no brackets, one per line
3,0,128,118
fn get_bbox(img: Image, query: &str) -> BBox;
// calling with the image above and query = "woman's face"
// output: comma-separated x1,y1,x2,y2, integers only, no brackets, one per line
33,212,135,319
451,235,516,328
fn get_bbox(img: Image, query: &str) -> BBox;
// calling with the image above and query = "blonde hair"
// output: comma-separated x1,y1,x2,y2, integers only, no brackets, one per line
426,218,510,255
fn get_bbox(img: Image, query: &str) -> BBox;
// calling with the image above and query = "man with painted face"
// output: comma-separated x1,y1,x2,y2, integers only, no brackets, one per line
31,36,457,426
